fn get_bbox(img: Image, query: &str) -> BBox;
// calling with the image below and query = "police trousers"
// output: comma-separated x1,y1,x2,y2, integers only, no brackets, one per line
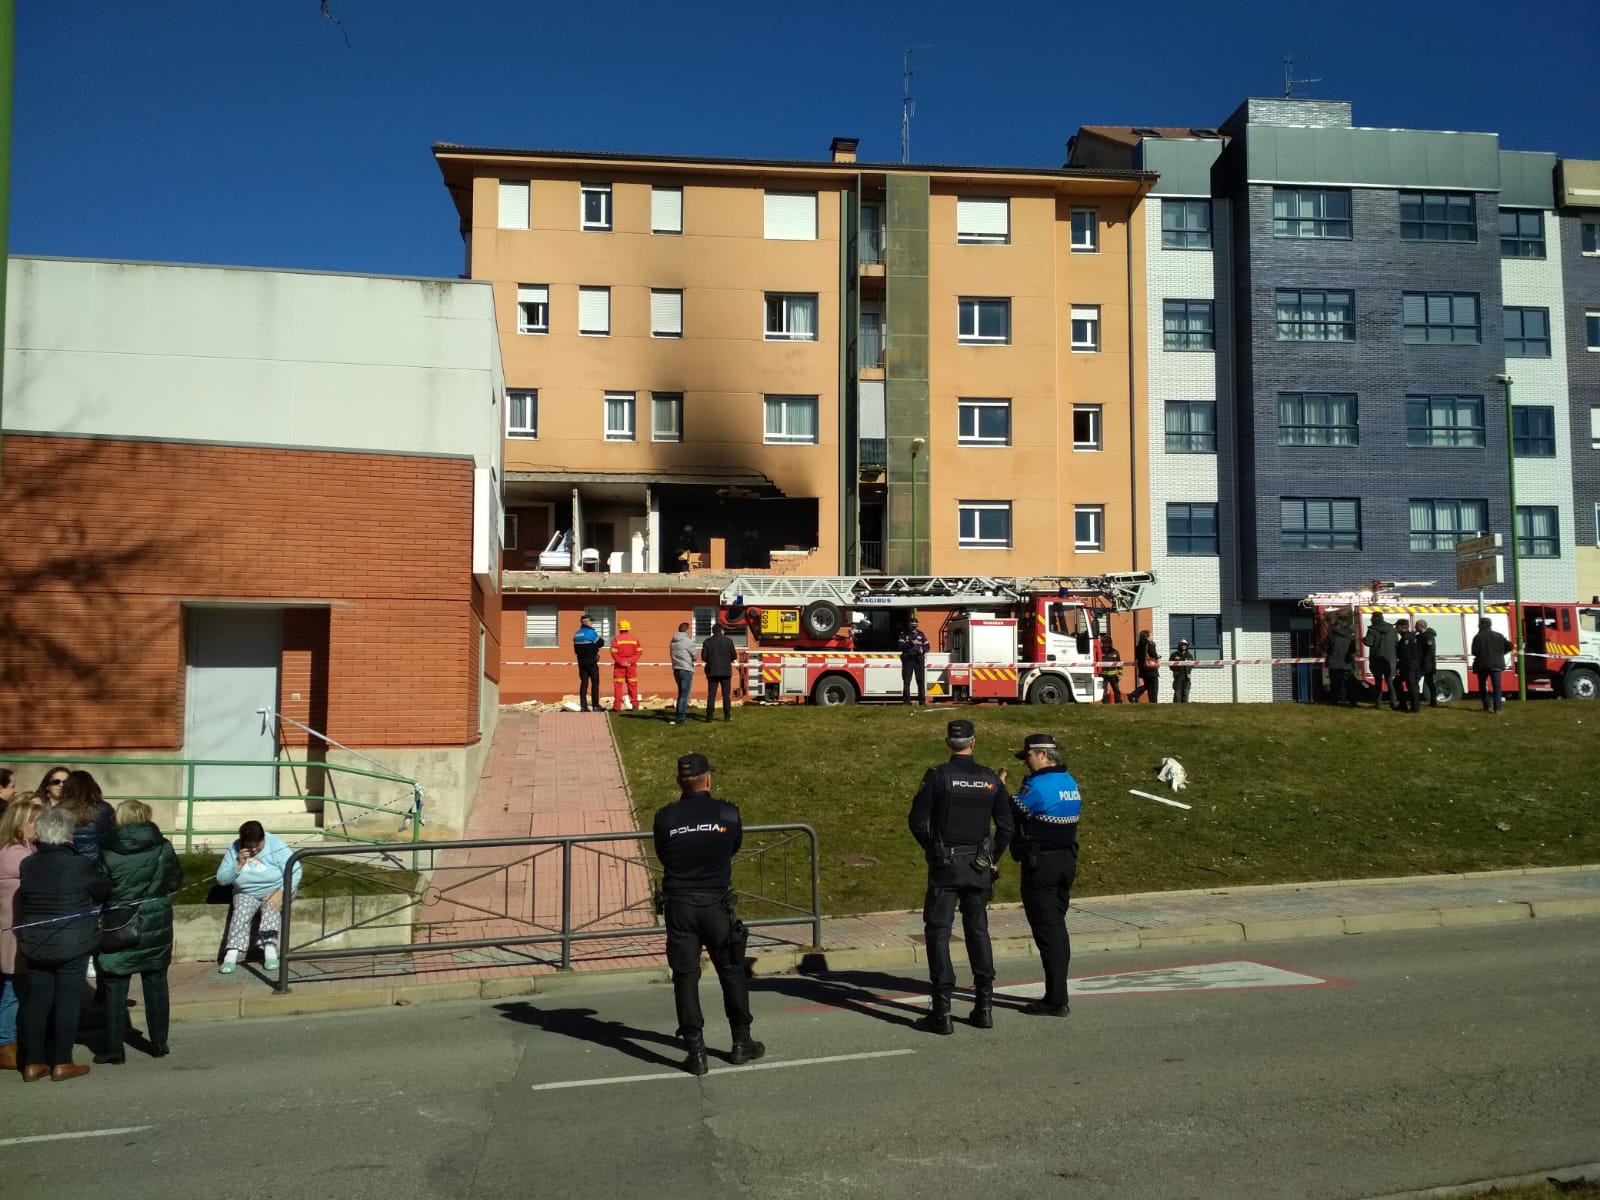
664,891,751,1040
921,855,994,1000
1020,846,1078,1007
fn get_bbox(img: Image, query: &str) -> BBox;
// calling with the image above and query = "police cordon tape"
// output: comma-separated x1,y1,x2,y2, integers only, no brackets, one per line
508,652,1579,671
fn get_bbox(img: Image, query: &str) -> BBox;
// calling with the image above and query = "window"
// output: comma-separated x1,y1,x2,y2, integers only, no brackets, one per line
580,183,612,231
506,389,537,439
603,393,636,441
958,297,1011,344
651,186,682,234
1163,300,1214,351
1167,503,1218,555
1281,498,1361,550
1504,307,1550,358
1275,289,1354,342
1516,506,1559,558
1074,505,1104,552
1276,392,1357,446
650,289,683,338
523,605,558,649
1592,407,1600,450
1273,188,1351,239
1161,199,1211,250
497,180,529,230
516,284,549,334
958,502,1013,549
1512,406,1556,457
1165,401,1216,453
1584,220,1600,255
1070,208,1098,252
1499,209,1545,258
578,286,610,336
1402,292,1480,345
1070,305,1100,352
764,191,817,240
764,395,818,444
1169,614,1222,660
503,512,520,550
957,399,1011,446
861,204,884,264
764,293,818,341
1072,405,1101,451
956,197,1009,244
652,392,683,442
1408,499,1488,551
1399,190,1476,242
1587,311,1600,350
583,606,617,641
1406,394,1485,447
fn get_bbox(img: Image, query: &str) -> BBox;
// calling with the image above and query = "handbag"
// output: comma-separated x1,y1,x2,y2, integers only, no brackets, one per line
98,904,140,953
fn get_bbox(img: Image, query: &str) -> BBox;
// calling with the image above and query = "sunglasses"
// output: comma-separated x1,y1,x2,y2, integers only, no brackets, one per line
47,777,68,787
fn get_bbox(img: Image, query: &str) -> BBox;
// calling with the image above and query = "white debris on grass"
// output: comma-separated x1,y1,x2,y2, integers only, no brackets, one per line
1157,756,1188,792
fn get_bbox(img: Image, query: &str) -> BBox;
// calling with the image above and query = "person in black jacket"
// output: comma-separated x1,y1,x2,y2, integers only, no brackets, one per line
94,800,183,1064
1322,617,1358,707
700,623,737,722
1415,619,1439,707
57,771,114,865
1128,631,1162,703
651,754,762,1075
1169,640,1196,703
908,719,1014,1034
1471,618,1512,713
898,618,931,705
1393,619,1422,713
14,805,109,1082
1363,613,1400,710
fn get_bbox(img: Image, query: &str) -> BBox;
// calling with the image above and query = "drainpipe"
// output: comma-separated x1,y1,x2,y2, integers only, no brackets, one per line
570,486,583,574
1124,196,1141,635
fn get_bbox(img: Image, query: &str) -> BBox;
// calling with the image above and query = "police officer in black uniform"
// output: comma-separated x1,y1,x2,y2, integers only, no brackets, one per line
908,719,1015,1034
652,753,764,1076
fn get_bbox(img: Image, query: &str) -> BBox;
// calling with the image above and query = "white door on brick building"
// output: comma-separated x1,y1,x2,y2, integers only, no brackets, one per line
184,607,281,798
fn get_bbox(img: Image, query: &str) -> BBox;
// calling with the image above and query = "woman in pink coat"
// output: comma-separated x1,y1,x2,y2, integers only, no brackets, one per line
0,794,43,1072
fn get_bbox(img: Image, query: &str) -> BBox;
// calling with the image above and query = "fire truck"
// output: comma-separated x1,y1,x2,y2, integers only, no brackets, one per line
1304,588,1600,702
717,572,1158,706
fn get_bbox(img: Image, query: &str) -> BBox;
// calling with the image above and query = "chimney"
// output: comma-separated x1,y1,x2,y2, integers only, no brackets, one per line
830,136,859,164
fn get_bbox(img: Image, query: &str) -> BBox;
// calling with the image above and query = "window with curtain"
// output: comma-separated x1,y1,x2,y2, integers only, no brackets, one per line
1405,395,1485,447
652,393,683,442
764,395,818,444
506,390,537,439
1163,300,1214,350
1277,392,1358,446
1408,499,1488,551
1515,506,1559,558
604,392,636,441
1272,188,1351,239
1275,290,1354,342
1165,401,1216,453
764,294,818,340
1280,498,1360,550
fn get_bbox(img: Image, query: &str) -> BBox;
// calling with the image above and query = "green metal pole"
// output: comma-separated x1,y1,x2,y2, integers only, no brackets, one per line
1501,375,1526,703
0,0,14,483
184,763,197,854
911,451,918,575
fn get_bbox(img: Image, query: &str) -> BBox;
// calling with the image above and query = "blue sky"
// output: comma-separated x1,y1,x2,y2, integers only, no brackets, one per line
13,0,1600,279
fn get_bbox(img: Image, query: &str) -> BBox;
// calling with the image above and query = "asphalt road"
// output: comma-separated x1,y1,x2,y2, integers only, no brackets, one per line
5,918,1598,1200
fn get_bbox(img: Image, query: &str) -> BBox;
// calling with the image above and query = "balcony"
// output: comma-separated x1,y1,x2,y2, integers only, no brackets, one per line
860,225,884,265
859,318,884,370
859,540,885,572
859,438,886,470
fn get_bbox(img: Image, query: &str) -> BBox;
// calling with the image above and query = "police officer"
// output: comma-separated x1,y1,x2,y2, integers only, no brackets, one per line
1009,733,1082,1017
651,753,764,1076
908,719,1014,1034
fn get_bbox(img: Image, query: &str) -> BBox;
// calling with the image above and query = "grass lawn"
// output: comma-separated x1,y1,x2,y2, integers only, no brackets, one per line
173,853,420,905
611,701,1600,917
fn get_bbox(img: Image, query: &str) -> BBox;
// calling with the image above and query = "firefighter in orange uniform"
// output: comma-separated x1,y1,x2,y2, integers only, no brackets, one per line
611,620,643,711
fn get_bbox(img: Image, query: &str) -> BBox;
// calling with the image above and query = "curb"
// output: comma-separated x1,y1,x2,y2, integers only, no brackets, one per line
167,894,1600,1025
1357,1159,1599,1200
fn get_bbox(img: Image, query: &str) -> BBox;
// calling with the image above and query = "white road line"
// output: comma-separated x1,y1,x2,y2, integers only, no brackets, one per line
0,1125,153,1148
529,1048,915,1092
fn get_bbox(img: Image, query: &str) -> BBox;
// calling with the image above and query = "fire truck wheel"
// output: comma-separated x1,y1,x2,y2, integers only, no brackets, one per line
809,674,859,706
1430,671,1463,704
1564,668,1599,701
802,601,843,638
1026,674,1073,706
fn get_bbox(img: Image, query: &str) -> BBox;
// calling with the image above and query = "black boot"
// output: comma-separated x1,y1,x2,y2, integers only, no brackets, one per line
970,983,994,1030
681,1033,709,1076
916,996,954,1036
730,1028,766,1065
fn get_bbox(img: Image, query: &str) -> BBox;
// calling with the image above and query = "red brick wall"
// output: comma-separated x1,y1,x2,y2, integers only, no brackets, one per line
0,434,480,750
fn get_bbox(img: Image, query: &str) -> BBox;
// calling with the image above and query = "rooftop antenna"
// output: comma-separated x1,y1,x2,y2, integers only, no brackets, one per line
1282,54,1321,99
901,45,931,164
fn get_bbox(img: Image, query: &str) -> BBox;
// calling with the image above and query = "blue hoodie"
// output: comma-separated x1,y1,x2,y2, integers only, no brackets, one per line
216,832,302,898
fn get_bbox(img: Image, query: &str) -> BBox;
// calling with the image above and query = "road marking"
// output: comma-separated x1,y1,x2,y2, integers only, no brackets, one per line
0,1125,153,1148
529,1048,915,1092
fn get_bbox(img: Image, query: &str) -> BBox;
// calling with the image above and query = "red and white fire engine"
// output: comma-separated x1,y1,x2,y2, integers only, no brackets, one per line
1305,586,1600,702
717,572,1158,706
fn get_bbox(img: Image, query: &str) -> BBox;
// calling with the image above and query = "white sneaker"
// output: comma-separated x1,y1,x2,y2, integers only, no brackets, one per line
263,946,280,971
85,960,97,981
219,949,240,974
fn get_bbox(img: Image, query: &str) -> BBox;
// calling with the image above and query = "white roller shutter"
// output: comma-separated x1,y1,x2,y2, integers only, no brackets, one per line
578,287,610,335
651,186,683,233
764,191,818,240
650,289,682,337
523,606,558,648
517,284,548,306
957,197,1009,241
498,181,529,230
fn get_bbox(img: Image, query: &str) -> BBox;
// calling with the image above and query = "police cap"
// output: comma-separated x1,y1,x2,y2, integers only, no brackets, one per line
946,719,975,739
676,753,714,778
1014,732,1059,761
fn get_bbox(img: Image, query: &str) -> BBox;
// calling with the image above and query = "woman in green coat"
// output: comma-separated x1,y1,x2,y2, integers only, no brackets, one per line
95,799,183,1064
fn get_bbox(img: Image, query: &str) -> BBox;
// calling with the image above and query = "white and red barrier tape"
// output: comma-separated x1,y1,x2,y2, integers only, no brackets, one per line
506,651,1583,670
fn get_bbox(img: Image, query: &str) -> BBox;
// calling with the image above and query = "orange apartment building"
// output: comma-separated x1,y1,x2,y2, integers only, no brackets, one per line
433,137,1155,702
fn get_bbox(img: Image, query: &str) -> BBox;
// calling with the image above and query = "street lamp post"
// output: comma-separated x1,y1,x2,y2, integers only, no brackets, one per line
909,436,926,576
1492,372,1526,703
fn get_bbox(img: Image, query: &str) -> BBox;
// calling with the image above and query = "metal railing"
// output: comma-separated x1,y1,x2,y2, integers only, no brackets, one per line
859,321,885,369
272,823,821,993
0,753,422,852
859,540,885,572
860,225,884,264
859,438,886,470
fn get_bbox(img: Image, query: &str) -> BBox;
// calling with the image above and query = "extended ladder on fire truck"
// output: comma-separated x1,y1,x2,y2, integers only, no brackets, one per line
721,571,1156,611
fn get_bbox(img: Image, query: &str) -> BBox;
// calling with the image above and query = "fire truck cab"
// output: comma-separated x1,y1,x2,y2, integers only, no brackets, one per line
719,573,1156,706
